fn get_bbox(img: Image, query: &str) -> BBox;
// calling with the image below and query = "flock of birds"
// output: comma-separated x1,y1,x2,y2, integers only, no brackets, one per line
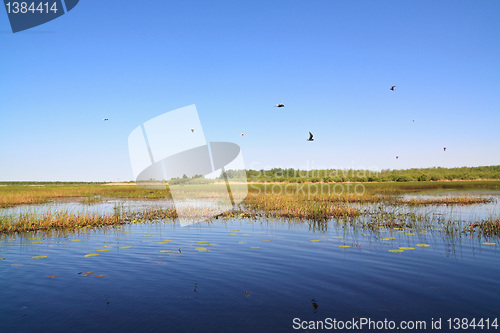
102,85,446,160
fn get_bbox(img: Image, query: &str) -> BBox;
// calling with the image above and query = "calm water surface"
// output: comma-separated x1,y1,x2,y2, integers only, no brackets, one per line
1,194,499,332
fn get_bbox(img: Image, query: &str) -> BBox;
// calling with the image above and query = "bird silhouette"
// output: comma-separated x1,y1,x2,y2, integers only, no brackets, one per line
191,128,195,133
275,103,285,107
307,132,314,141
103,118,108,121
396,156,399,159
241,133,245,136
444,147,446,151
390,86,396,91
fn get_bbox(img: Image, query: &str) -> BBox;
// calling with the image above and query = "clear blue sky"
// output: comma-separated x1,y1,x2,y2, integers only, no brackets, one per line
1,0,499,181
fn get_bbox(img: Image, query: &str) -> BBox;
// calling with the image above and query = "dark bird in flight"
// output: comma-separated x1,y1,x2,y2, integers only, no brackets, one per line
275,103,285,107
396,155,399,159
307,132,314,141
103,118,108,121
241,133,245,136
191,128,195,133
444,147,446,151
390,86,396,91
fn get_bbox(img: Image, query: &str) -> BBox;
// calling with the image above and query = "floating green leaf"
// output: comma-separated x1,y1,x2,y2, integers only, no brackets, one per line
416,244,430,247
31,242,43,244
249,247,260,249
310,240,320,242
228,233,238,235
399,247,416,250
380,237,395,241
155,242,170,245
71,239,81,242
114,237,124,239
195,248,209,251
231,229,241,232
84,253,99,257
119,246,133,249
96,249,110,252
159,250,172,253
339,245,351,248
388,249,404,253
197,241,210,243
32,255,47,259
331,236,343,239
483,242,496,245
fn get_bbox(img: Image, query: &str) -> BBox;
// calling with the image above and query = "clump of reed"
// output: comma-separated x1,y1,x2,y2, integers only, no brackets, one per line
465,216,500,237
0,212,124,234
243,193,360,220
396,196,494,206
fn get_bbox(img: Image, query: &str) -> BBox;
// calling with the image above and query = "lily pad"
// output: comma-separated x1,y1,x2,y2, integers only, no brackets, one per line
195,248,209,251
84,253,99,257
399,247,416,250
483,242,496,245
339,245,351,248
310,240,320,242
119,246,133,249
159,250,172,253
31,255,47,259
388,249,404,253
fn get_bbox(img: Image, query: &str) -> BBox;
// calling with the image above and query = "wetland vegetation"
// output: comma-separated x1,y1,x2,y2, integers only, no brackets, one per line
1,174,499,237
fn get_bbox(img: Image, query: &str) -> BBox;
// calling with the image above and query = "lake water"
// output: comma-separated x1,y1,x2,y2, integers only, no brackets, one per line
1,193,499,332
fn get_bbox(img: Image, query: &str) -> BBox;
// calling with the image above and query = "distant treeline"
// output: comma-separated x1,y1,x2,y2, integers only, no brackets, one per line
243,165,500,183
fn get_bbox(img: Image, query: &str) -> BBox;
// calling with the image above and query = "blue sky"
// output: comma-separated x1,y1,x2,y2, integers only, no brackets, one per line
1,0,499,181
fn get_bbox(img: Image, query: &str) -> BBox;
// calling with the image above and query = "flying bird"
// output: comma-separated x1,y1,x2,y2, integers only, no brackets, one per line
103,118,108,121
307,132,314,141
444,147,446,151
396,156,399,159
275,103,285,107
241,133,245,136
191,128,195,133
390,86,396,91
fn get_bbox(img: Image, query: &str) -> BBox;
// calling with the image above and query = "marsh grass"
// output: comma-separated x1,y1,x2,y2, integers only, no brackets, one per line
0,182,498,236
466,216,500,237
